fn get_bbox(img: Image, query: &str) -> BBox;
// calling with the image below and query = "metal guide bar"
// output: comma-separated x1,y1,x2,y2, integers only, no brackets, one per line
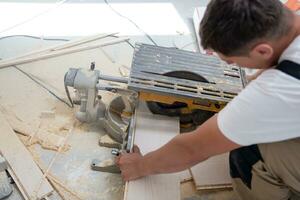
130,71,242,94
131,71,242,87
131,66,241,85
132,57,240,80
125,107,137,153
129,81,235,102
129,75,238,102
131,60,241,81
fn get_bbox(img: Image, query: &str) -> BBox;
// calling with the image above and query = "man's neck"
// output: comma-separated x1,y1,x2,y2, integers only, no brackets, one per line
271,14,300,65
295,14,300,36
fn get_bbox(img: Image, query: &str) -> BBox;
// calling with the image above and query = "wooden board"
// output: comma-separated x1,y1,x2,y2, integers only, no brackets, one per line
124,105,180,200
190,153,232,190
0,112,54,199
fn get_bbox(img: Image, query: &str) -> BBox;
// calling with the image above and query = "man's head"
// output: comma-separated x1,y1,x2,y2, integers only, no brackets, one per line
200,0,295,69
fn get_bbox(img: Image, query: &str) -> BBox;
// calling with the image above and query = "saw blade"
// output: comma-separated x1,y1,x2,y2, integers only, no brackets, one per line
146,71,214,131
147,70,209,112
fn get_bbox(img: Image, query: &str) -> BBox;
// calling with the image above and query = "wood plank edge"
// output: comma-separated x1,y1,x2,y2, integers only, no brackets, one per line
196,184,233,191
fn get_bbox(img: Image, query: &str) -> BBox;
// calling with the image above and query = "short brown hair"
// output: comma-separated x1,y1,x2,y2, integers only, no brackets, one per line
200,0,293,56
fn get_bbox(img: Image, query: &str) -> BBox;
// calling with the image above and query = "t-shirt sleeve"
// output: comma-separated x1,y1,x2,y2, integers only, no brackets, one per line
217,70,300,146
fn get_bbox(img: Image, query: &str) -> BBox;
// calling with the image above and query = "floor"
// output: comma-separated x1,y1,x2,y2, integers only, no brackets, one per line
0,0,239,199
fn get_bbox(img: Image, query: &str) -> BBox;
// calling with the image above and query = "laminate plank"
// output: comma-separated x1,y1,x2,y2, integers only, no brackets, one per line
0,112,54,199
124,106,180,200
190,153,232,190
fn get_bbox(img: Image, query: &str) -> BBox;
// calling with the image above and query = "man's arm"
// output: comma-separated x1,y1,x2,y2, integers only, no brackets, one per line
116,114,241,181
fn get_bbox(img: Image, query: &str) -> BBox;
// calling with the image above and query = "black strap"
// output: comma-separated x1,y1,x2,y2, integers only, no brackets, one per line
276,60,300,80
229,145,263,189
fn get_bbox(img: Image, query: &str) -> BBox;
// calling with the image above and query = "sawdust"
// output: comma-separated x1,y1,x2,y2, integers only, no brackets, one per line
103,175,125,200
0,104,71,152
42,101,75,136
103,185,124,197
39,115,73,137
74,122,90,133
47,174,83,200
24,146,83,200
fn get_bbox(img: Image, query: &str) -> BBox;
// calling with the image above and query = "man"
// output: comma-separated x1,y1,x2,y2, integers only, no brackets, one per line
116,0,300,199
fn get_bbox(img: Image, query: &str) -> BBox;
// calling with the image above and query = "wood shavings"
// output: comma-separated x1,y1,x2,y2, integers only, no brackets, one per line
0,105,70,152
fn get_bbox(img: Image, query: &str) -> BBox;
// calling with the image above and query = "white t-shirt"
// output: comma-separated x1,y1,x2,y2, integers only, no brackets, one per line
217,35,300,146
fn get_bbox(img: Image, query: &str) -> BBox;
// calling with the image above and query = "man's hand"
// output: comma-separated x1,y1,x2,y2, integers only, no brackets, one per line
115,145,147,181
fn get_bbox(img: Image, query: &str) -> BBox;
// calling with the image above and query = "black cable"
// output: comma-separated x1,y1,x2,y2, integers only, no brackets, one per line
126,40,135,49
0,55,74,108
124,39,135,49
103,0,158,46
13,65,73,108
64,72,74,107
0,35,70,42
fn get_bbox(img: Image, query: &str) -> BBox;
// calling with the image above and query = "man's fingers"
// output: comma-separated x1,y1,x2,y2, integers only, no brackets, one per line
120,170,132,181
115,156,121,165
121,170,139,181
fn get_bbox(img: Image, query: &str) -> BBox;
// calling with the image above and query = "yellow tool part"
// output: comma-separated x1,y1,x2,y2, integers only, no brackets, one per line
139,91,226,114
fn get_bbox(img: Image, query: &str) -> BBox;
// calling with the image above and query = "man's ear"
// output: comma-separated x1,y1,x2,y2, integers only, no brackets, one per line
250,43,274,60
